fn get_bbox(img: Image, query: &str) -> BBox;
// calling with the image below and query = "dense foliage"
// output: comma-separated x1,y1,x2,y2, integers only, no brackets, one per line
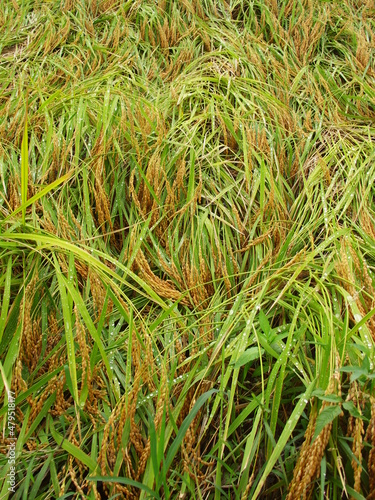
0,0,375,498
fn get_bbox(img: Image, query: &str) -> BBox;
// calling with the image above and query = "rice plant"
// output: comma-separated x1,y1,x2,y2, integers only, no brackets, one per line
0,0,374,498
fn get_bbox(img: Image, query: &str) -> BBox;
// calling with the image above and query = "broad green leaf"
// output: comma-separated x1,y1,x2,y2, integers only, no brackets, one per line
312,389,342,404
49,416,97,471
89,476,160,499
342,401,364,420
258,309,271,338
231,347,264,368
312,405,342,443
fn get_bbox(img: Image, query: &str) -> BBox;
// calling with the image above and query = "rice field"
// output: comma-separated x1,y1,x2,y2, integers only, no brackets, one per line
0,0,375,498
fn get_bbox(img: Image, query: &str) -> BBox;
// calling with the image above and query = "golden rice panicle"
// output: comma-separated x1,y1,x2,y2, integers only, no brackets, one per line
19,276,42,373
287,370,341,500
189,262,209,310
89,269,113,322
135,248,190,305
154,369,168,429
94,178,113,238
37,311,61,375
157,248,183,286
288,406,333,499
99,400,121,474
51,372,72,418
182,382,214,481
336,239,356,297
351,415,364,495
142,325,157,393
157,19,168,49
356,29,371,72
105,331,148,487
68,454,86,498
164,174,176,219
90,132,113,237
360,205,375,240
286,406,317,500
57,211,77,241
75,306,91,401
127,376,145,462
12,358,27,402
67,428,87,495
99,397,136,499
346,382,365,496
347,244,375,340
7,172,20,212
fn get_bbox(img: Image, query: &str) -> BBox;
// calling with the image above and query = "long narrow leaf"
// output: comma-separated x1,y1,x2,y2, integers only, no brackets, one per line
53,255,79,404
49,416,97,471
3,171,73,223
